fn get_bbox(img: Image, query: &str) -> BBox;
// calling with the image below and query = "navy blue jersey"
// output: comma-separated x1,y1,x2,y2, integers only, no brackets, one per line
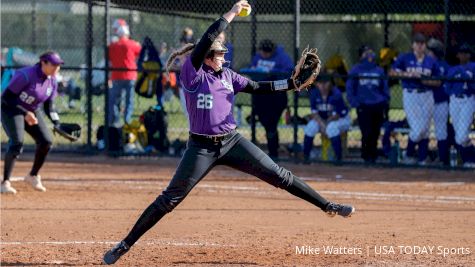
444,62,475,96
250,46,294,74
433,59,450,103
346,61,389,107
392,52,440,91
309,86,348,120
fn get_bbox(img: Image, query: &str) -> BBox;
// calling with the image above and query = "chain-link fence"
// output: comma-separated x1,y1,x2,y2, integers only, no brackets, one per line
1,0,474,168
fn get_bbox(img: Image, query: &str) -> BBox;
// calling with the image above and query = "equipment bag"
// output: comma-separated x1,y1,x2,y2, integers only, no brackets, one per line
135,37,162,98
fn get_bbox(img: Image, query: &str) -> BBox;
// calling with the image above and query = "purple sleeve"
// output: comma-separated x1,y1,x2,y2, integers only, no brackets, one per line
179,57,200,91
7,70,29,94
231,71,249,94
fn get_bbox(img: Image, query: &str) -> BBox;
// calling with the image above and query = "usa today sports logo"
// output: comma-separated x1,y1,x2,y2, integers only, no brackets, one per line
295,245,471,257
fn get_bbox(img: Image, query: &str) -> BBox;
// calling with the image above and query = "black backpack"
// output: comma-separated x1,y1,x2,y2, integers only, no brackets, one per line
96,125,123,152
142,106,169,152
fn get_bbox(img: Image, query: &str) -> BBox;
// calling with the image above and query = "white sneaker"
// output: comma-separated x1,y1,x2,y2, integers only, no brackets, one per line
1,181,17,194
24,174,46,192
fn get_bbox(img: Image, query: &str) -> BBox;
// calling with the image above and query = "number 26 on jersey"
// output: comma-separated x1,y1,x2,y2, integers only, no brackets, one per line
197,93,213,109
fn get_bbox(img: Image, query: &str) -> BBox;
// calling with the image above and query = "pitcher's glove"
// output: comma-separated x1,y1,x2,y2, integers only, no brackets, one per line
53,123,81,142
291,46,321,91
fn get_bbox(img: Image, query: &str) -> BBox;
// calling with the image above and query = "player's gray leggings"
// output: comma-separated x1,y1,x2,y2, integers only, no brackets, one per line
153,131,295,213
1,106,53,181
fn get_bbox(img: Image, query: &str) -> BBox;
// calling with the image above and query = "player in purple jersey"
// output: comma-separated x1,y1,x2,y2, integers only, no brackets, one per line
103,1,355,264
1,51,64,194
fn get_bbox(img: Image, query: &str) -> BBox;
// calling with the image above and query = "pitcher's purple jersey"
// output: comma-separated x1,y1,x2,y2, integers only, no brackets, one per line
392,52,440,91
3,64,58,112
180,57,249,135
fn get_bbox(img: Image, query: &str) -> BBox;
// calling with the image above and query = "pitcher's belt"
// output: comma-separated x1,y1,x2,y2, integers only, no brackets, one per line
190,130,236,143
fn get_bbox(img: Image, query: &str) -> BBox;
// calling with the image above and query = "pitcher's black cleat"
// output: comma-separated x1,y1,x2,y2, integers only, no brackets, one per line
325,202,355,218
103,241,130,265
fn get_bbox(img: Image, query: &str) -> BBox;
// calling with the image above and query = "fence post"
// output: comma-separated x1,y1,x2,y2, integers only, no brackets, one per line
104,0,111,153
292,0,301,158
384,12,389,47
128,9,133,36
444,0,450,58
31,0,37,53
250,0,257,143
86,0,93,151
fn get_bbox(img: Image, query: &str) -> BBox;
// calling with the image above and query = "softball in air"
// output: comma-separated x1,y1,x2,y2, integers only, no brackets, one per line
238,4,252,17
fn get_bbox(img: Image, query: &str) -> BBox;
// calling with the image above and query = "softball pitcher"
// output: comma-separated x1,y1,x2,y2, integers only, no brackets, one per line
445,44,475,167
103,1,354,264
390,33,441,165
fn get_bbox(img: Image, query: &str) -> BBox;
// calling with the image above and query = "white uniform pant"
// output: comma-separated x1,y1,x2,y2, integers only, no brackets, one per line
304,114,351,138
433,101,449,141
449,95,475,146
403,90,434,142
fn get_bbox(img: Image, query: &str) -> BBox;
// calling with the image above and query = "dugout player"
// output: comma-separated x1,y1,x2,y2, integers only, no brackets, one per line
302,73,351,163
1,51,64,194
346,45,389,163
250,39,294,160
426,38,451,166
445,44,475,167
390,33,441,165
103,1,355,264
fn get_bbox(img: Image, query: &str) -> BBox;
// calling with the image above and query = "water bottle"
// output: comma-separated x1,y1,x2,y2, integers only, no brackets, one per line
450,147,457,167
396,140,401,163
389,140,400,165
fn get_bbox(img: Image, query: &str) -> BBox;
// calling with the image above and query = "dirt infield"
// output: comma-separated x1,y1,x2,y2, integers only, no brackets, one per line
1,154,474,266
